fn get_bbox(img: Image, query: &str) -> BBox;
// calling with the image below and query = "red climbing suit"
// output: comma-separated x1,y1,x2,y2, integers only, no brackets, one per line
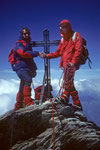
47,20,82,109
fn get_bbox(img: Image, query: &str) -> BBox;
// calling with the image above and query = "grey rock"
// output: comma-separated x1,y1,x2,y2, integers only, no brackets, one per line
74,111,87,121
60,106,74,118
0,101,100,150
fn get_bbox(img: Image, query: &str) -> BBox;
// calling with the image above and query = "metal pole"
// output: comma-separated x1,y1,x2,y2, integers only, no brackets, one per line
43,29,50,99
30,29,60,103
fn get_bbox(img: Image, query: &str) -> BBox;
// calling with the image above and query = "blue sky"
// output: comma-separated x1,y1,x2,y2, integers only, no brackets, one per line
0,0,100,126
0,0,100,80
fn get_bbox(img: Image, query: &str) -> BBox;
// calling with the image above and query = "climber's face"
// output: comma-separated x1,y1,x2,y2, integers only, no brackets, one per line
22,29,31,43
60,23,69,37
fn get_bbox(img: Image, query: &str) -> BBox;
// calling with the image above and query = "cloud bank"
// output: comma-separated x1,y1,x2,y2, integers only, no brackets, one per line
0,78,100,127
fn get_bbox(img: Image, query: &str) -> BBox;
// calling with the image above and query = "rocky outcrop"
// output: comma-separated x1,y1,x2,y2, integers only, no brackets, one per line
0,100,100,150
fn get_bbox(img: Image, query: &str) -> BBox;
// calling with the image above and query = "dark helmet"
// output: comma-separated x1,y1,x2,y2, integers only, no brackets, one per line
20,27,31,35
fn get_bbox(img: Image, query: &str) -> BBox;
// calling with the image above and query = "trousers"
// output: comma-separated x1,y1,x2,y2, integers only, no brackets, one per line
16,69,33,94
63,63,76,92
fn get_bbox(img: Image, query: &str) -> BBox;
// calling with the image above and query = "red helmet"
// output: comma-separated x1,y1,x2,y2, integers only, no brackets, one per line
59,19,71,27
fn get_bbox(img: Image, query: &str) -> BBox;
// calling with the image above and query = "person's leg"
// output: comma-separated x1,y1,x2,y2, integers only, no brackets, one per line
70,88,82,110
65,64,82,110
15,70,34,110
20,70,34,106
15,73,25,110
23,86,34,106
59,64,74,103
55,64,71,104
60,63,82,110
15,91,23,110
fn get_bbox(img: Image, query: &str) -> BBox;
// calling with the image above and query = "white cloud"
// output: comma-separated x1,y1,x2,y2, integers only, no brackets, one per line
75,79,100,97
0,79,19,95
0,79,19,115
74,79,100,127
0,78,100,127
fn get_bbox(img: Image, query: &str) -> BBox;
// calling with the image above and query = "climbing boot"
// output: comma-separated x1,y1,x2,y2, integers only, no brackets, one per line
15,92,23,110
23,86,35,107
55,90,70,105
70,91,83,111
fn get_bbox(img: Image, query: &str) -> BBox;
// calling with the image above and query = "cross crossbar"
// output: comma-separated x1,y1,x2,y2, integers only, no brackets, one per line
30,40,60,47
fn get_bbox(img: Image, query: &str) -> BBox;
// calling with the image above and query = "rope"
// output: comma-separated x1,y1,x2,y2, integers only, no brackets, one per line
50,98,65,150
10,110,15,148
51,99,55,150
61,64,76,93
56,64,75,98
55,64,76,100
56,71,64,98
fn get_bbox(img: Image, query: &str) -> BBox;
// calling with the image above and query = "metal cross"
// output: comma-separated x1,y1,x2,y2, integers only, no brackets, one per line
30,29,60,104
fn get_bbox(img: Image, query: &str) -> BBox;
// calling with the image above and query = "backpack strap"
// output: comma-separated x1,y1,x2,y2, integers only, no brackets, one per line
61,37,64,44
61,32,77,44
87,56,92,69
72,32,92,69
72,32,77,42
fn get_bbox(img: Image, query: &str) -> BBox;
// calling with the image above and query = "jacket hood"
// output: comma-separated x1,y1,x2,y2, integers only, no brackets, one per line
59,19,72,37
59,19,71,27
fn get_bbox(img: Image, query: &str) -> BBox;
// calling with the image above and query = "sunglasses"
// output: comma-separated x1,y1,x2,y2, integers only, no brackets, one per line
23,32,30,36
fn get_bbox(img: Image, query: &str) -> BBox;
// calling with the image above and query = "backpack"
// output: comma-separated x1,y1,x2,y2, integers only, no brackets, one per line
61,32,92,69
8,44,38,74
72,32,92,69
8,49,16,71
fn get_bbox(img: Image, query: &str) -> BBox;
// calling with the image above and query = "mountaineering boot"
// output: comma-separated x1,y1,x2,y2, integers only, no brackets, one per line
55,90,70,105
23,86,35,106
15,92,23,110
61,90,70,101
55,96,67,105
70,91,82,111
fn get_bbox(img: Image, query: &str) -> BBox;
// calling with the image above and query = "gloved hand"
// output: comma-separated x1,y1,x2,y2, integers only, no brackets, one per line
39,52,44,58
39,52,48,58
67,62,74,67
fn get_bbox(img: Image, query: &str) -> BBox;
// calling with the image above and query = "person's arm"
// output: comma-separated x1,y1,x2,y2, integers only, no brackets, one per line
14,42,39,58
47,41,62,59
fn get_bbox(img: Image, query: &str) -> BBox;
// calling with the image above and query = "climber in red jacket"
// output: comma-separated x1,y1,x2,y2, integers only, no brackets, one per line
42,19,83,110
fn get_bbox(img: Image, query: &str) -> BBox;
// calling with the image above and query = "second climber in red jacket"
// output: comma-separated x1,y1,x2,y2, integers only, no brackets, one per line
43,19,83,110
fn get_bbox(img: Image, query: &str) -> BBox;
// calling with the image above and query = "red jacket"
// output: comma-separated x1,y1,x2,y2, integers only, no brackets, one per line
13,35,39,72
48,32,82,68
